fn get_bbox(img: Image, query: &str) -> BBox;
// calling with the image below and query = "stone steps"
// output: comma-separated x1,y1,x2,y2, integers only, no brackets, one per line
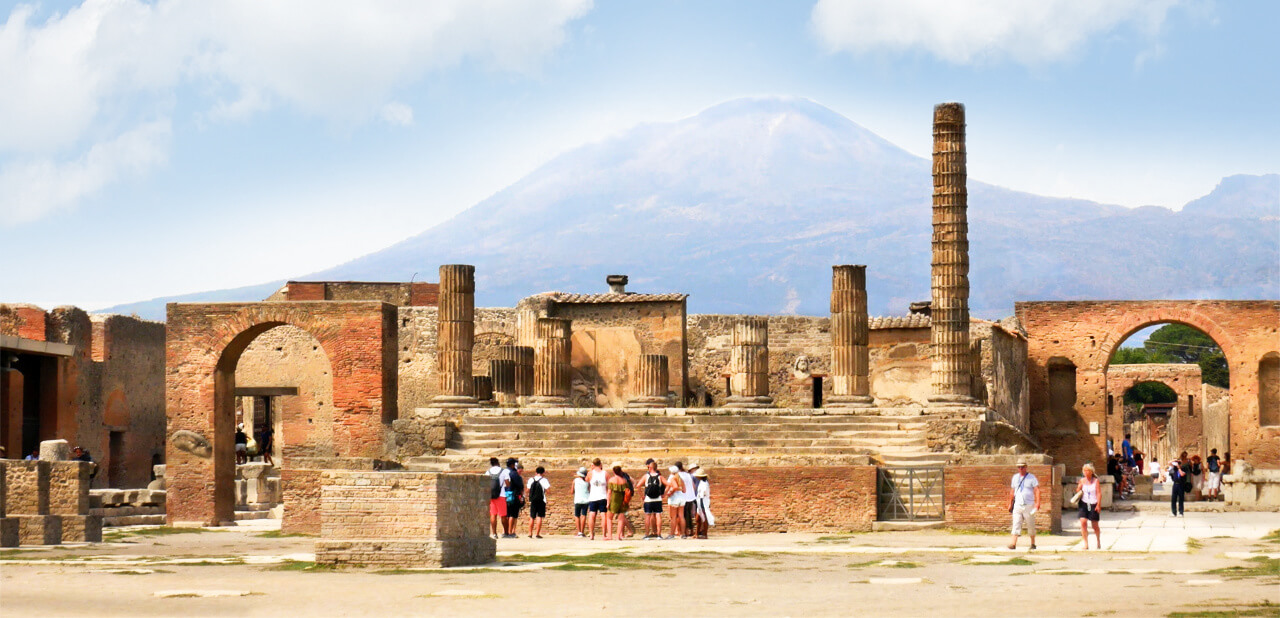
457,429,924,441
455,437,927,450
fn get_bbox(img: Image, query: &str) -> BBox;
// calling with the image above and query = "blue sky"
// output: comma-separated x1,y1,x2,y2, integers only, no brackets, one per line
1,0,1277,310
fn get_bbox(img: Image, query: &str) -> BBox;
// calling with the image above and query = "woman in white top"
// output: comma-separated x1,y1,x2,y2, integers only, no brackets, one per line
1076,463,1102,549
664,465,685,539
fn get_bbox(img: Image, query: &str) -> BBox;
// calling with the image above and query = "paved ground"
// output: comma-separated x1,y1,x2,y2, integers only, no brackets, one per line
1,512,1277,617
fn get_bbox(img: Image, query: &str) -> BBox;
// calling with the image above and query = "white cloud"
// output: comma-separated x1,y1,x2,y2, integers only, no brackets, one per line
810,0,1186,65
0,120,171,224
0,0,593,221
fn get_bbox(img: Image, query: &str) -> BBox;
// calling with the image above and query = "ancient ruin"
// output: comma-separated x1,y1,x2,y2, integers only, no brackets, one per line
1,102,1276,567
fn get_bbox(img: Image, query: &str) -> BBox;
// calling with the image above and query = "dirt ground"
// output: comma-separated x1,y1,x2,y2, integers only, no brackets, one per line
1,517,1277,618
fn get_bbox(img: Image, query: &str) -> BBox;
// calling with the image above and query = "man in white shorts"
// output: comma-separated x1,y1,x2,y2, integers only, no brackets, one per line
1007,460,1041,550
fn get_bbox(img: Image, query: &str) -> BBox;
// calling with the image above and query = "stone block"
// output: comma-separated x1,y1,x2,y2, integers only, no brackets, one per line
3,460,49,515
238,462,271,481
120,489,140,505
141,490,166,507
0,517,16,547
48,461,91,515
39,439,70,461
146,478,165,491
60,515,103,543
100,490,125,507
88,492,104,509
16,514,61,545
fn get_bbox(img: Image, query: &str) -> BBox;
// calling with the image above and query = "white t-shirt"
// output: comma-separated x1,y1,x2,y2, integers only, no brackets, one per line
641,471,663,503
485,465,501,478
1010,472,1039,506
678,471,695,502
527,475,551,493
573,477,590,504
588,468,608,501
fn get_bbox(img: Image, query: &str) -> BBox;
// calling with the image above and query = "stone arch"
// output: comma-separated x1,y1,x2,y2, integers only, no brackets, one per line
165,301,397,526
1260,351,1280,428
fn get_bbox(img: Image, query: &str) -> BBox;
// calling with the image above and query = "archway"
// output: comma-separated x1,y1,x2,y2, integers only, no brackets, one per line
165,301,397,527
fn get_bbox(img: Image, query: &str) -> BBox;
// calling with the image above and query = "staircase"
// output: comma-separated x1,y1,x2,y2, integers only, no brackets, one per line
432,414,949,466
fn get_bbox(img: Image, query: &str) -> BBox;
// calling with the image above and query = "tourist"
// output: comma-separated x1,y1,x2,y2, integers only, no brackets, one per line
586,458,608,540
606,462,631,541
486,457,505,539
257,424,274,466
1178,451,1193,503
1121,434,1134,468
1205,449,1223,501
693,468,712,539
1190,455,1204,500
572,467,590,537
677,462,696,539
1106,454,1122,498
1076,463,1102,549
615,463,636,539
1006,460,1040,551
1167,457,1186,517
1222,452,1232,476
638,458,665,539
665,464,686,539
526,466,550,539
234,424,249,465
501,458,524,538
24,449,37,461
1148,456,1161,480
71,446,97,480
1133,450,1145,480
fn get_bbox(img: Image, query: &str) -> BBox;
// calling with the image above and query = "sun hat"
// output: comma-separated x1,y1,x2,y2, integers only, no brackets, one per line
693,469,708,478
576,467,587,477
1016,459,1027,466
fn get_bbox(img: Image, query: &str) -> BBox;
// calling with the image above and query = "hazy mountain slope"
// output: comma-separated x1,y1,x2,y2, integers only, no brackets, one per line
101,98,1280,320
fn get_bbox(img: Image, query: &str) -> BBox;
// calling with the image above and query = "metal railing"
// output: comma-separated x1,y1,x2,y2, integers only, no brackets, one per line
876,467,944,521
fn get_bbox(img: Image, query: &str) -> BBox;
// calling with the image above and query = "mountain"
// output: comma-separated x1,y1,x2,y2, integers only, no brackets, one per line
103,97,1280,321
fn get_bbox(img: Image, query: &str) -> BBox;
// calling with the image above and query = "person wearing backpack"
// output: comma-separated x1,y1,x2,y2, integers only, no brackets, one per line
1190,455,1205,500
639,458,666,540
1205,449,1223,501
1167,457,1186,517
486,457,504,539
500,458,524,538
526,466,551,539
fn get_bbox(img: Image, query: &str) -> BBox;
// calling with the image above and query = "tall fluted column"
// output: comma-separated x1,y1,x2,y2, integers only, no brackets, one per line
497,345,535,400
828,265,873,408
929,103,976,405
726,317,772,408
432,264,477,407
490,359,516,406
627,354,670,408
529,318,571,407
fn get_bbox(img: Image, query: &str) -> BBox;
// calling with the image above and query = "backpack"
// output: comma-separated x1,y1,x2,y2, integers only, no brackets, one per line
490,474,502,500
1208,458,1220,473
645,473,663,499
528,477,545,502
509,471,524,499
1168,465,1181,482
1192,462,1202,476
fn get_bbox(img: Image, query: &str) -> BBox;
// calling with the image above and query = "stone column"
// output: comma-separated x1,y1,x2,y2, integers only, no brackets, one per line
489,359,516,405
529,318,571,407
627,354,670,408
828,265,873,408
726,317,772,408
432,264,478,407
498,345,535,400
472,376,494,405
929,103,976,406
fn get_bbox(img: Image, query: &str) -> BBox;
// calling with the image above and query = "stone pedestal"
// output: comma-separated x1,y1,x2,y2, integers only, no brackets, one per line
39,440,70,461
489,359,517,405
529,318,572,408
828,265,873,408
726,317,772,408
16,515,60,545
0,517,16,547
432,264,478,408
628,354,670,408
473,376,494,405
928,103,976,406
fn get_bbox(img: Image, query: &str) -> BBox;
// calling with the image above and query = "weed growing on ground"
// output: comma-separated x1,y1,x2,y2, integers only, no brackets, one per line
1187,538,1204,551
103,527,215,541
1262,530,1280,544
255,530,314,539
967,557,1035,566
267,560,339,572
504,552,670,570
1167,600,1280,617
1207,557,1280,581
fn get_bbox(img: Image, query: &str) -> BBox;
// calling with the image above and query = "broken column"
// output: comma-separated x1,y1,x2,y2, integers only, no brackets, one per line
489,359,516,405
828,265,873,408
627,354,670,408
529,318,572,407
726,317,772,408
497,345,535,403
432,265,478,407
473,376,494,405
929,103,976,406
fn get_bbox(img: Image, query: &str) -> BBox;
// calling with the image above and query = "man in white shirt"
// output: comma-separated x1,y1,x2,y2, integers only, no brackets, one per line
1007,460,1041,550
677,462,696,539
586,458,609,540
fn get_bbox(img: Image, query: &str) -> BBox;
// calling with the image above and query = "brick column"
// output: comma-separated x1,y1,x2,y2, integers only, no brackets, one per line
929,103,976,406
489,359,516,406
529,318,571,407
627,354,670,408
432,265,478,407
726,317,772,408
828,265,873,408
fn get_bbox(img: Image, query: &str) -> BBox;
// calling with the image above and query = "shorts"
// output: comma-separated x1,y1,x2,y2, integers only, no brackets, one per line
1077,502,1100,522
643,501,663,514
506,500,522,518
574,503,589,517
530,500,547,519
489,497,507,516
1011,503,1036,535
235,444,247,453
668,498,685,508
1206,471,1222,490
588,499,608,513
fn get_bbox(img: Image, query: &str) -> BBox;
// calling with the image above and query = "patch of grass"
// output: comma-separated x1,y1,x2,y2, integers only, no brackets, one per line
113,569,173,575
847,560,880,569
964,557,1036,566
1168,600,1280,617
946,528,1008,536
103,527,215,541
1082,611,1117,617
882,561,921,569
1207,557,1280,581
504,552,670,570
727,550,775,559
417,593,501,599
1187,538,1204,551
548,563,608,571
1262,530,1280,544
255,530,314,538
1043,570,1085,576
266,560,339,572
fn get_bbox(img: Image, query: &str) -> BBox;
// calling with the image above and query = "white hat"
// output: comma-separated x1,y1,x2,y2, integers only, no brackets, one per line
576,467,587,477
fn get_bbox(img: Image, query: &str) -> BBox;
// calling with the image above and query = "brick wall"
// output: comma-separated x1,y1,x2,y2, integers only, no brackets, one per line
944,464,1062,534
47,461,90,515
3,461,49,514
1016,300,1280,471
280,468,323,534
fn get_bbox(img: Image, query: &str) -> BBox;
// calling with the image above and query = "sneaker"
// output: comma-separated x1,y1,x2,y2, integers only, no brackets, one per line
535,535,543,539
1007,544,1016,550
1029,544,1037,550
